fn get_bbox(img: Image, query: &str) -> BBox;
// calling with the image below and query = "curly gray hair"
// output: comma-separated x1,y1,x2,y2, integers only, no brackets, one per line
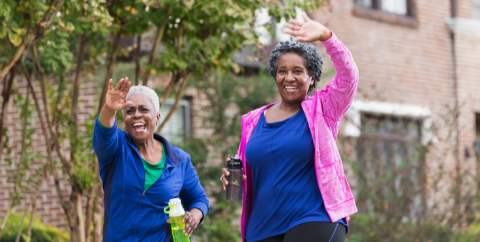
124,85,160,115
268,37,323,92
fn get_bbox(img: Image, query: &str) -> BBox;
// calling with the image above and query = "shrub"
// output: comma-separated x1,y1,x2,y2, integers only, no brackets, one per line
0,211,69,242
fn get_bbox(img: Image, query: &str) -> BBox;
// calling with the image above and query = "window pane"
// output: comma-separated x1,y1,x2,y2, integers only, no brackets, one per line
158,102,187,143
356,114,423,220
381,0,407,15
474,0,480,20
355,0,372,7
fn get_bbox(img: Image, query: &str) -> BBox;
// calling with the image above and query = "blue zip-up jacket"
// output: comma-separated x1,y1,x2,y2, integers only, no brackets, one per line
93,118,209,242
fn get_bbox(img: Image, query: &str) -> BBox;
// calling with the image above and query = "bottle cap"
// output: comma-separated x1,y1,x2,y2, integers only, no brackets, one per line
227,157,243,169
164,198,185,217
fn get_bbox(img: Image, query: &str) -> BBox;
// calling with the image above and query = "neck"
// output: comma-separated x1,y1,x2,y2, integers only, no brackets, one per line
279,100,303,113
135,136,159,156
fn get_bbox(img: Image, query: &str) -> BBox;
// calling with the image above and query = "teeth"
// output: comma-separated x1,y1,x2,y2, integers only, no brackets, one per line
133,123,144,127
285,86,298,90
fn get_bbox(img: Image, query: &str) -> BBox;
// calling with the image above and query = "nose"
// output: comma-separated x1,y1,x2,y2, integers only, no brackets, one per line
133,109,142,118
286,71,295,82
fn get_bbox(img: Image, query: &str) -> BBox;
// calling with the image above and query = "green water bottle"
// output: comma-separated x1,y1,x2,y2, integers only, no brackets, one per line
164,198,190,242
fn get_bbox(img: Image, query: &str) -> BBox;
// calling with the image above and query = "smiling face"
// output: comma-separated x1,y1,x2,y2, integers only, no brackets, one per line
124,94,160,143
275,52,314,105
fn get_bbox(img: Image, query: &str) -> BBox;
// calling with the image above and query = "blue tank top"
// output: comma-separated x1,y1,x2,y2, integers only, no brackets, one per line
245,109,347,241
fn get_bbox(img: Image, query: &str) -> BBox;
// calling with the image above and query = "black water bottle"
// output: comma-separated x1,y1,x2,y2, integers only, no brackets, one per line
226,157,243,201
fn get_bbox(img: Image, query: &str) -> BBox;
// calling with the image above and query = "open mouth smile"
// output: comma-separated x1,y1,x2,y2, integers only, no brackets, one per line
284,85,299,93
133,122,147,133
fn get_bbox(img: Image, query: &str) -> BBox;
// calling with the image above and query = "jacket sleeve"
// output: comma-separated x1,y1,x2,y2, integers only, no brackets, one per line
92,116,121,166
320,32,359,139
179,153,210,223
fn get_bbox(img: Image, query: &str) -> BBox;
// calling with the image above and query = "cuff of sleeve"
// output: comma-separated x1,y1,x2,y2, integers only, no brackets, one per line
321,31,338,49
190,202,209,224
95,116,117,135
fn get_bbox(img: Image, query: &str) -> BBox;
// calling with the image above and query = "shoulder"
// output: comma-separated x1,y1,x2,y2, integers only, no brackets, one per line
173,146,191,163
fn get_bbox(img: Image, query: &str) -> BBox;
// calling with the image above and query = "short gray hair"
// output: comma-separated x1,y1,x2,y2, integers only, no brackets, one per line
268,37,323,92
125,85,160,114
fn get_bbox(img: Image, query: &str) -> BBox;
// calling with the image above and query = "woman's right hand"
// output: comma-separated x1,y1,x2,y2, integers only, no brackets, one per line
105,77,133,111
221,157,247,190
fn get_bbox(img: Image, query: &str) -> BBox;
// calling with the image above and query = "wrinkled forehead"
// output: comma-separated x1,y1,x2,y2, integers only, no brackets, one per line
126,93,154,109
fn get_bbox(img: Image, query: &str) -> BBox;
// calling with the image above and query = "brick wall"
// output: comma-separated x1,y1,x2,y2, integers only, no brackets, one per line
311,0,480,215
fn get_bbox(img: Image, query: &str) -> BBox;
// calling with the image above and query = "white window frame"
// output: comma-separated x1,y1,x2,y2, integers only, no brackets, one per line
157,99,191,142
344,100,437,145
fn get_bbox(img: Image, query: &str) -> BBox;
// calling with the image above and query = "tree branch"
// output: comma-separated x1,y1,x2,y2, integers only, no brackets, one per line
155,72,191,133
21,64,68,210
159,72,180,106
134,34,142,86
30,43,74,176
0,0,66,83
71,33,86,164
26,172,48,240
0,67,16,162
14,90,30,242
97,23,125,115
141,23,167,85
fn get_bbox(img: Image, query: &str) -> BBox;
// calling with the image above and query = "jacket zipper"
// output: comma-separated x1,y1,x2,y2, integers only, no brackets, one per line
132,191,145,241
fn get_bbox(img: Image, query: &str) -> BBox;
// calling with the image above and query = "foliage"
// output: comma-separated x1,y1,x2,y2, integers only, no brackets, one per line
0,211,70,242
1,0,324,241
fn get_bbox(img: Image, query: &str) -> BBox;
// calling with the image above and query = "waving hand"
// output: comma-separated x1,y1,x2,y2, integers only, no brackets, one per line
283,14,332,42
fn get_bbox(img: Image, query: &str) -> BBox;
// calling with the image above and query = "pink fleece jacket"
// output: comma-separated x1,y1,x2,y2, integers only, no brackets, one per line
236,32,359,241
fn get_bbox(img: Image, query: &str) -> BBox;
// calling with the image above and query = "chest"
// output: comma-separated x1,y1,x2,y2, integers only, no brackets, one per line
245,112,314,171
113,146,184,207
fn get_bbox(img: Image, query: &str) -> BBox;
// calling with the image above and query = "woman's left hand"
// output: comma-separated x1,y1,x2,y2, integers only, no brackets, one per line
167,208,203,236
283,14,332,42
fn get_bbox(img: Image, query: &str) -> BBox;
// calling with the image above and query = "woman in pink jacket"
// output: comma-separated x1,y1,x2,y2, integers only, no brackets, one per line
221,15,358,242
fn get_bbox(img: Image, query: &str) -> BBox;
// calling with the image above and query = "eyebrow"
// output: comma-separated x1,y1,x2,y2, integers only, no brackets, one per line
277,65,306,68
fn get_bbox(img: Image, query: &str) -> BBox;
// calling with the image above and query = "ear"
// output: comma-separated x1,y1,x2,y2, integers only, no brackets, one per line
310,75,315,86
156,113,161,125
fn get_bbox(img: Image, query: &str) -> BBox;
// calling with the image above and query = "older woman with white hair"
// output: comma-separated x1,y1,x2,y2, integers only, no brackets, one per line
93,77,209,242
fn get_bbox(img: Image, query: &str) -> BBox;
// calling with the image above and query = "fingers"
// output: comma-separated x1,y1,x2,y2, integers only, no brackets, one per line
122,81,131,95
182,212,198,236
108,79,113,91
166,219,170,224
222,168,230,190
288,18,303,26
243,175,247,181
295,36,311,42
302,13,312,22
122,100,134,109
283,29,300,36
122,77,130,93
225,157,231,165
284,22,301,31
114,78,124,90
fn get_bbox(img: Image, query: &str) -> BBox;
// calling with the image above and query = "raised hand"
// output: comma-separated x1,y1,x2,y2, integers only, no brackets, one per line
105,77,133,111
283,14,332,42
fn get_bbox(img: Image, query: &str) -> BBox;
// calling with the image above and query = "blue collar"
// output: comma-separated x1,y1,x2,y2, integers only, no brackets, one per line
125,133,184,166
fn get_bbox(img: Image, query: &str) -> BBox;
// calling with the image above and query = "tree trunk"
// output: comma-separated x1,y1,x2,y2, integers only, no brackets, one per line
66,189,85,242
141,23,167,85
84,187,95,242
156,72,191,133
0,201,13,240
93,172,104,242
134,34,142,86
0,0,66,84
0,67,16,162
14,90,30,242
26,174,47,240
